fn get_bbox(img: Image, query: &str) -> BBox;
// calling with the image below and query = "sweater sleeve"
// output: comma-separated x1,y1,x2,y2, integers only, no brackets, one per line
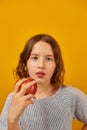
0,93,22,130
73,88,87,124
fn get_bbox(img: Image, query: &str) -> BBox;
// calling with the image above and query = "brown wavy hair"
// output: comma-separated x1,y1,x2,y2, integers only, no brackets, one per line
14,34,65,88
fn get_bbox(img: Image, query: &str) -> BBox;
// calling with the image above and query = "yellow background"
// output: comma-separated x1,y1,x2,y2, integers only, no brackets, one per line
0,0,87,129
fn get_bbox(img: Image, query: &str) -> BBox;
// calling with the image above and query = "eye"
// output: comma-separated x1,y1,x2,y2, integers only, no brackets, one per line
46,57,53,61
31,56,38,60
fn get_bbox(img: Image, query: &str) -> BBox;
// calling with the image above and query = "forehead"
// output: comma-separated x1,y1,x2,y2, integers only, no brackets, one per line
31,41,54,55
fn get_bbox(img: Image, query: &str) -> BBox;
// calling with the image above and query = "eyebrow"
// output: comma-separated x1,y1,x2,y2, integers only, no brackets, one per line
30,53,54,57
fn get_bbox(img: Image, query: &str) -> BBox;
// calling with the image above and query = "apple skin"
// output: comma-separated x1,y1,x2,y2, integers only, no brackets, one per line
21,78,37,95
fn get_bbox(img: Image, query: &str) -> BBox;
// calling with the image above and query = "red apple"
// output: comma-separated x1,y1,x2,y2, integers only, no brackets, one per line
21,78,37,95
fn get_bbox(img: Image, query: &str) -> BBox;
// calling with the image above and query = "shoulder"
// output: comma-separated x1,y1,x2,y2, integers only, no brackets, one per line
6,92,13,100
0,92,13,116
4,92,13,107
61,85,86,95
60,85,87,101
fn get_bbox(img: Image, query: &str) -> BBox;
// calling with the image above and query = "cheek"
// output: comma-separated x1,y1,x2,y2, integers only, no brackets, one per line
27,67,35,77
27,60,34,69
47,64,56,76
26,61,34,75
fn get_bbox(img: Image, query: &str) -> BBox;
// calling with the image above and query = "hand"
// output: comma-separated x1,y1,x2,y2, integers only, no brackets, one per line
8,78,36,123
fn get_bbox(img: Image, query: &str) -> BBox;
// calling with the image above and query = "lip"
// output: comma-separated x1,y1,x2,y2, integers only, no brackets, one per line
36,71,45,78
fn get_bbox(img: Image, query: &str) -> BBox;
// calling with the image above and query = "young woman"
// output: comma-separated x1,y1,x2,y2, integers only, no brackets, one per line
0,34,87,130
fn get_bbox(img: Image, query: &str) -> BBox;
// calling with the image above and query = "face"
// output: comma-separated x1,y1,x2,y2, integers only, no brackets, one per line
26,41,56,85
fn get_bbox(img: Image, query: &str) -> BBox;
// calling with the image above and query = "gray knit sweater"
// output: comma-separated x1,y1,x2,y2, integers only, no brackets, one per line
0,86,87,130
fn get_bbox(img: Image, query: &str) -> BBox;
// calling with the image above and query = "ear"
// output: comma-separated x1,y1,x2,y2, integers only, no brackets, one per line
25,66,27,71
24,66,29,77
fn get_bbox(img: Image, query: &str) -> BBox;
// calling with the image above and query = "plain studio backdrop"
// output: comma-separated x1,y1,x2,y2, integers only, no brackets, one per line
0,0,87,129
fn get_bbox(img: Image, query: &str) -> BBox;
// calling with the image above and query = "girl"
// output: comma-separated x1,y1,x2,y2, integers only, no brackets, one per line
0,34,87,130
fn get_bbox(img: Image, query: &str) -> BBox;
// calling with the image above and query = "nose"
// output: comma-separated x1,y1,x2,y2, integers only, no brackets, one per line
38,58,45,69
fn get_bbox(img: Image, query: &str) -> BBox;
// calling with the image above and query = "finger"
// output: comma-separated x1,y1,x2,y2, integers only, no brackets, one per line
19,80,36,96
24,94,35,101
22,94,35,107
14,78,26,93
25,100,34,106
25,96,35,105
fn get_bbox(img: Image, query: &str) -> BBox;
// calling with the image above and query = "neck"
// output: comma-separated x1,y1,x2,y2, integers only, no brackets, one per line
35,83,57,99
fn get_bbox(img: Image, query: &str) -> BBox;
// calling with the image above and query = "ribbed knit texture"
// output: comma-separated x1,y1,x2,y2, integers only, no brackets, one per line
0,86,87,130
